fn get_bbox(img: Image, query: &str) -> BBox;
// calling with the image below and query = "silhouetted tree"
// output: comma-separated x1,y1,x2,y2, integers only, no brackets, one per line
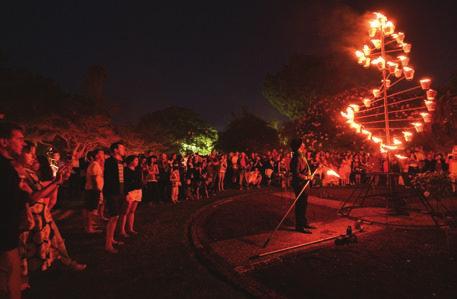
217,111,279,152
263,54,376,119
137,106,217,153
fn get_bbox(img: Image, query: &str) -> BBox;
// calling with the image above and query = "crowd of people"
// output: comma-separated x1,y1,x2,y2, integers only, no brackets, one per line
2,120,457,299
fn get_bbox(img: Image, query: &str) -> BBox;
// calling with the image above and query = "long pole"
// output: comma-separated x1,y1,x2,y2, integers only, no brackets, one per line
261,167,319,249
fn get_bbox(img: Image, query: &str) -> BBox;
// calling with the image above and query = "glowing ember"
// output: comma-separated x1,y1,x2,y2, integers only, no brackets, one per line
403,66,415,80
363,58,371,68
394,67,403,78
363,45,371,56
419,78,432,90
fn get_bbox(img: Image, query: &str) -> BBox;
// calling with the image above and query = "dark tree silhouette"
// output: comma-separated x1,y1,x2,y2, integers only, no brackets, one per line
217,111,279,153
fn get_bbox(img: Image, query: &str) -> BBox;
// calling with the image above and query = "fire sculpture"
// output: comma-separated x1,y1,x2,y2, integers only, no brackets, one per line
341,12,436,163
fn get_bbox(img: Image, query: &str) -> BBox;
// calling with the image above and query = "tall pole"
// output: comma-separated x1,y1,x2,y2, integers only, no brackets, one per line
380,21,391,177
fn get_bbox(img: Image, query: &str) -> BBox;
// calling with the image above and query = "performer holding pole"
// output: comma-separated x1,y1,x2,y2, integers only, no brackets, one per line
261,138,317,248
290,138,316,234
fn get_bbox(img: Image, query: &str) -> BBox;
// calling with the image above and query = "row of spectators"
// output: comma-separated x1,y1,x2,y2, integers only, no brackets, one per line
2,118,457,299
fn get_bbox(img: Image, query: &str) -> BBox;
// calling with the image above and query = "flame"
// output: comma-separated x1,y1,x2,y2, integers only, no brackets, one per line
381,144,398,151
371,136,382,143
403,66,415,80
411,122,424,132
371,39,382,49
373,12,387,24
372,88,381,97
420,78,431,90
424,100,436,112
393,137,403,145
361,129,372,139
426,89,437,100
402,131,413,141
384,21,395,35
362,98,372,108
398,55,409,66
420,112,431,123
402,43,412,53
387,61,398,73
350,122,362,133
349,104,360,113
395,154,408,160
363,45,371,56
382,79,391,88
326,169,341,178
395,32,405,43
370,19,381,29
341,107,355,120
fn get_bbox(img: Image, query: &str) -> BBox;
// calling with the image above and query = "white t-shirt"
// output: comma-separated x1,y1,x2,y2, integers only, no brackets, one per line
85,161,103,190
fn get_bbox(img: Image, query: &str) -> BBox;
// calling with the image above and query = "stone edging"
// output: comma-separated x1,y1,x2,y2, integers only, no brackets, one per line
187,190,286,299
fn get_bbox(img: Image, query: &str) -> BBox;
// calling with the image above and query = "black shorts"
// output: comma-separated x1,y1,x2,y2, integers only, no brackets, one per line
105,194,124,217
84,190,100,211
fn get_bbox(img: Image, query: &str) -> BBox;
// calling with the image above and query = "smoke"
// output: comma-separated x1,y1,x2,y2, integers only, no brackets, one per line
313,2,374,57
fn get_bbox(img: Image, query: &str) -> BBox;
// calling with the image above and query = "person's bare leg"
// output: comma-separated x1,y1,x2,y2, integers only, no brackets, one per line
119,203,130,237
105,216,119,253
128,202,139,234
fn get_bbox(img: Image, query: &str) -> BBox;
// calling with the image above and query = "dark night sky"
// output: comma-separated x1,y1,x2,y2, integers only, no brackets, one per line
2,0,457,128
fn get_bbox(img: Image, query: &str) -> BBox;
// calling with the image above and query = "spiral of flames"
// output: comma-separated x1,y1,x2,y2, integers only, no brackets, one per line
341,12,436,158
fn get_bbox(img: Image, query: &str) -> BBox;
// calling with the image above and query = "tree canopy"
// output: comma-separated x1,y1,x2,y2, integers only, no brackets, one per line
217,111,279,153
136,106,217,154
263,54,376,120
